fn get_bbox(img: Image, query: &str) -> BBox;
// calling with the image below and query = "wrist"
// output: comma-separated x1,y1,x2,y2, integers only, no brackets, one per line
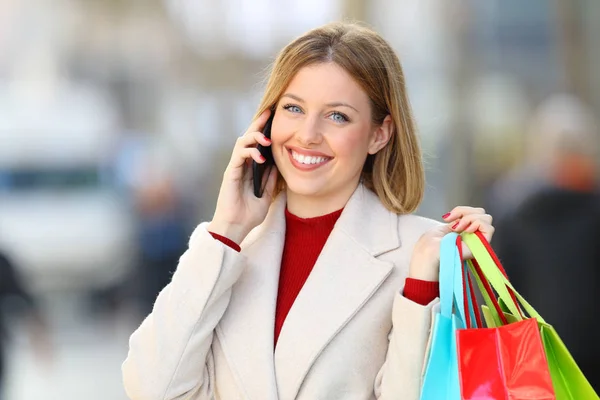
408,241,440,281
207,220,248,245
408,265,439,281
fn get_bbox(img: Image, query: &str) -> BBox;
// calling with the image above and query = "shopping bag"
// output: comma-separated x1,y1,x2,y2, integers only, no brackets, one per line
455,233,556,400
541,324,599,400
463,231,599,400
420,233,468,400
457,317,555,399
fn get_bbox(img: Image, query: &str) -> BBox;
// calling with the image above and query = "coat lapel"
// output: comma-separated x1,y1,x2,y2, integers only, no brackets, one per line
215,195,287,400
273,185,401,400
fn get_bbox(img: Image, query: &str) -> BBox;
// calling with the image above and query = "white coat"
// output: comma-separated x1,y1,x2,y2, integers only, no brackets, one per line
122,184,440,400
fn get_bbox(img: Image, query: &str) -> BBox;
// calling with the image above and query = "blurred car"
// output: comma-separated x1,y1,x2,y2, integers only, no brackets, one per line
0,167,136,293
0,81,136,293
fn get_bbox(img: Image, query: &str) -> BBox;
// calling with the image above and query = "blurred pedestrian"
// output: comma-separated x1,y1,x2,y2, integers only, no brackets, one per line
0,250,52,397
493,94,600,391
133,162,189,318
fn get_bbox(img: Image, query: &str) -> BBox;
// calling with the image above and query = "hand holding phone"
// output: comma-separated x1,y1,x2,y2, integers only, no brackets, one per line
208,109,277,244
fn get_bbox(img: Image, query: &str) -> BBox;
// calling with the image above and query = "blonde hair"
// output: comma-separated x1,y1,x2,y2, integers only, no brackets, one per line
254,21,424,214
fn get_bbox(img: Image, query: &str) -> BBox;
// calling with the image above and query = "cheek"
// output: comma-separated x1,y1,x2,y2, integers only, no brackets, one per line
331,127,370,158
270,117,294,145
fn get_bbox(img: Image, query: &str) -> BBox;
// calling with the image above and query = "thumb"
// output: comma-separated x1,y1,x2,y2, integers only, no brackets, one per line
439,222,454,235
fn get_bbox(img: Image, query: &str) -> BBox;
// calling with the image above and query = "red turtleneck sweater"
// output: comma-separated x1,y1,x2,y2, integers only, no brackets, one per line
209,208,439,346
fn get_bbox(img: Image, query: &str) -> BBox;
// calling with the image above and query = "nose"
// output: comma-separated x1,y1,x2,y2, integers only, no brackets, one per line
295,116,322,146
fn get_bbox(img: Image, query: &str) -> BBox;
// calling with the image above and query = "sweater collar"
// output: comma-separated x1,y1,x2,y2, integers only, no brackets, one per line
252,183,400,257
284,207,343,228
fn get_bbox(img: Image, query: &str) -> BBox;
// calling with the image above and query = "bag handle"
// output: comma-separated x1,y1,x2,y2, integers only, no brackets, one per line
441,233,476,327
439,233,459,319
466,263,483,327
463,232,527,320
474,231,524,319
453,232,511,328
469,258,509,326
455,235,483,329
465,268,481,327
461,232,546,324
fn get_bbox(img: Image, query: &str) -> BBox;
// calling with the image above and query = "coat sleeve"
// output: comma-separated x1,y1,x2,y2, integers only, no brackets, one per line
122,223,246,400
373,292,438,400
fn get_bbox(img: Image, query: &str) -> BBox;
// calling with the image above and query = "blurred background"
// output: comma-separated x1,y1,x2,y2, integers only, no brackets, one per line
0,0,599,398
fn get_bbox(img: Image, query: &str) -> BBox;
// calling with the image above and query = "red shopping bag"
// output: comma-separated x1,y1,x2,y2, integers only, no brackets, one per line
455,234,556,400
457,318,555,399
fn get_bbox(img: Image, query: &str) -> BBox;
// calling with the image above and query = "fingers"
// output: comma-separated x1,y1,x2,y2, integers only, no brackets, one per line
230,131,272,169
463,220,495,242
247,109,272,133
237,130,272,148
442,206,487,222
458,219,495,258
230,147,265,169
449,212,492,231
440,206,495,259
229,111,273,172
442,206,495,242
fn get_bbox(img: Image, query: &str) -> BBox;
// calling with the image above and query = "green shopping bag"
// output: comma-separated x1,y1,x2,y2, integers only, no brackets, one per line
462,231,599,400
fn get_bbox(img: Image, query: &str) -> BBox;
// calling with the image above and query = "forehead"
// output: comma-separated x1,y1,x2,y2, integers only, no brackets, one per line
284,63,370,106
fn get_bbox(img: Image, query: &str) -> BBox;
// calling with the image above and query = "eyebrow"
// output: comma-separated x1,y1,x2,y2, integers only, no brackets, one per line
280,93,359,113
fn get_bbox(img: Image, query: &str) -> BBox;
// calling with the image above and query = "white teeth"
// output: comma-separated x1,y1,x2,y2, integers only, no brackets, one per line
291,150,328,165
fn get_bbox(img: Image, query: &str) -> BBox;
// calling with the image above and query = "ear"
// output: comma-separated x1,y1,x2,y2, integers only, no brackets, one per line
368,115,393,155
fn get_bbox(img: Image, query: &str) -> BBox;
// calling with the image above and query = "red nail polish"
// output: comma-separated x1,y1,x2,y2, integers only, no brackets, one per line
442,213,451,219
264,137,271,144
452,221,459,229
259,155,266,162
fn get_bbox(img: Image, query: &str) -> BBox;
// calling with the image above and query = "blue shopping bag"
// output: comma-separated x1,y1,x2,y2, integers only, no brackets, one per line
420,233,476,400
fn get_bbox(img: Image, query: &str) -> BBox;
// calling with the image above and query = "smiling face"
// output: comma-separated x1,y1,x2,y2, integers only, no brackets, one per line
270,62,392,214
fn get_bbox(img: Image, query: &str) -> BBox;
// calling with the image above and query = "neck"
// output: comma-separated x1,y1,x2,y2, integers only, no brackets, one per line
285,182,359,218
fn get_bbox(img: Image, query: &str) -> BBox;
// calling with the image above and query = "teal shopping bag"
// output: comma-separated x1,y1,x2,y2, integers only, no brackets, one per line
420,233,476,400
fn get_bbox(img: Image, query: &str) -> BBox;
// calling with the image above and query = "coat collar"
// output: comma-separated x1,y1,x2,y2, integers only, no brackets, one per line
215,184,400,400
331,183,401,256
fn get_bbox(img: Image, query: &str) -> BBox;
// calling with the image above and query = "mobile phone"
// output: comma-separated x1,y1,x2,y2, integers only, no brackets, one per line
252,110,275,198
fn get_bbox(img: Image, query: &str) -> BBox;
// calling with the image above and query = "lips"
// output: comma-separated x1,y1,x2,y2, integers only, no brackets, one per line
291,150,329,165
286,147,332,171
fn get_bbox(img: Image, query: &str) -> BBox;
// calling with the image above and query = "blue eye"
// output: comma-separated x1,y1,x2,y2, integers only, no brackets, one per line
283,104,302,113
330,112,349,123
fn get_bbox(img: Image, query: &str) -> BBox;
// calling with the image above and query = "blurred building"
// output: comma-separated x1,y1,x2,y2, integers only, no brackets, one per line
2,0,599,213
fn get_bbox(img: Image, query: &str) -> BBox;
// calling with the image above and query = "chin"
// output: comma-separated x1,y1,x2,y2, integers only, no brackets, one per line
284,178,329,198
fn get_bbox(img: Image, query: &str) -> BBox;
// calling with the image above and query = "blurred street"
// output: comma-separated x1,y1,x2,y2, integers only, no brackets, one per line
3,293,133,400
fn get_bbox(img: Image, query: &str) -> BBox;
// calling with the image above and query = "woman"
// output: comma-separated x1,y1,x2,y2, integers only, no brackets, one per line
122,22,495,400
